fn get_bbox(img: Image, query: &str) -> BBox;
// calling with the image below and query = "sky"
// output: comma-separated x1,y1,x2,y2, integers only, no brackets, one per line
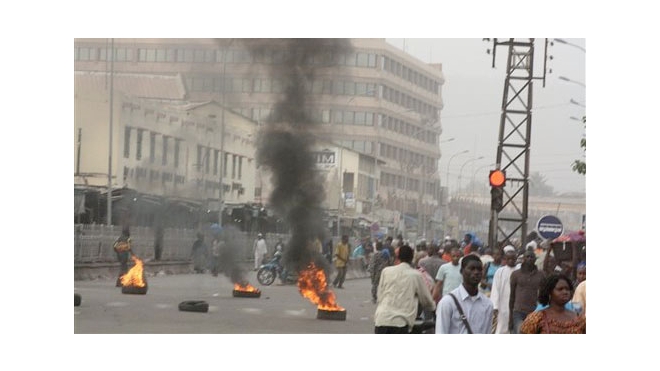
386,38,586,195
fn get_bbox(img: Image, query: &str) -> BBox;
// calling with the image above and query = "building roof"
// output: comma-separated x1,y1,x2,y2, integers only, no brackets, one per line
74,71,187,100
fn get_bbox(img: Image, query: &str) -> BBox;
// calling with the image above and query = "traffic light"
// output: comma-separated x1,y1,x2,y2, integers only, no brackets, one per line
489,169,506,187
489,169,506,211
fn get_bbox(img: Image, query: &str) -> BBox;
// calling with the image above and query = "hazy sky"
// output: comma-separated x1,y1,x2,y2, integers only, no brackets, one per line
386,38,586,195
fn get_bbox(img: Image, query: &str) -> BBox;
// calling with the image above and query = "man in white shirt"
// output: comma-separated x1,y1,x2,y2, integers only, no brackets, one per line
490,246,519,333
435,254,493,334
374,245,436,334
253,233,268,271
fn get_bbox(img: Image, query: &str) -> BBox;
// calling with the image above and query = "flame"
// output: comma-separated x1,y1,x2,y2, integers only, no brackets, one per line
297,263,344,311
120,255,146,288
234,282,260,293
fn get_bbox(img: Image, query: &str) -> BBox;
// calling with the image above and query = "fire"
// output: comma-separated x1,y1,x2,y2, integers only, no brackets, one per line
120,255,146,287
234,282,260,293
297,263,344,311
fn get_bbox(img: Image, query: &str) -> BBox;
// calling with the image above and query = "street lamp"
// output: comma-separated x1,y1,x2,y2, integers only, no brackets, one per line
445,150,469,197
441,137,455,144
458,156,484,195
558,76,586,88
553,38,586,53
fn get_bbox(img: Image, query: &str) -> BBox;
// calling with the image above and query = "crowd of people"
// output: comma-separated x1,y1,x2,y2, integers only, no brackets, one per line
362,232,587,334
114,227,585,334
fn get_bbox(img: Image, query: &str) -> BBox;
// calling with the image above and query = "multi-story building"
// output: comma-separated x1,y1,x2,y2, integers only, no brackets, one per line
74,38,445,237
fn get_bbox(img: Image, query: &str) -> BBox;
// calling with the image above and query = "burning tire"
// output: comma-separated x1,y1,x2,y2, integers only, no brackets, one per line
178,300,209,313
74,293,81,306
121,285,148,295
257,267,276,286
317,308,347,321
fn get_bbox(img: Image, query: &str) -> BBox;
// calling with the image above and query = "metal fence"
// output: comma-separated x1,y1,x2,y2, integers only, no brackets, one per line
74,224,288,264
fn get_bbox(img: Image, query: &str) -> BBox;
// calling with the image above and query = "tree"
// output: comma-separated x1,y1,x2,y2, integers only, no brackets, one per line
528,172,554,197
572,116,586,175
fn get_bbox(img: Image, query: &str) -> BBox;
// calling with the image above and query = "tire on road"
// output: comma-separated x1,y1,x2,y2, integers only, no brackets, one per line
178,300,209,313
74,293,81,306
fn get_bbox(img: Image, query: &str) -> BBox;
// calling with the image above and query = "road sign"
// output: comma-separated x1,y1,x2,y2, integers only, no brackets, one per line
536,215,563,240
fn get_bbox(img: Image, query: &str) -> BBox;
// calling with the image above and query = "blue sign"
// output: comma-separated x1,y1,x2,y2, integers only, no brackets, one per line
537,215,563,240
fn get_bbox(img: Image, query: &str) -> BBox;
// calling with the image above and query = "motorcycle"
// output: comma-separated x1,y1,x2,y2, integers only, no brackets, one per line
256,251,298,286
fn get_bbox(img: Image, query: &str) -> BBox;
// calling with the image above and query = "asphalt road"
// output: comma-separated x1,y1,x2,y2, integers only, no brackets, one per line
74,271,377,334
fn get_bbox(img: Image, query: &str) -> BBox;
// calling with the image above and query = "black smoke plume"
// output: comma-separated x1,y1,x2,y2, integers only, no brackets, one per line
246,39,352,274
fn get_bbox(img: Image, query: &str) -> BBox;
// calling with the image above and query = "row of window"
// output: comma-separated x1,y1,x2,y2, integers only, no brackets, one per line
74,46,378,68
380,114,437,144
195,145,244,180
185,75,438,124
382,55,441,94
380,142,436,173
75,44,442,96
123,126,245,181
379,172,438,196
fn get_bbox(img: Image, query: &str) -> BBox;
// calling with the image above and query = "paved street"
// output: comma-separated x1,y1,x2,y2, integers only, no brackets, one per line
74,272,376,334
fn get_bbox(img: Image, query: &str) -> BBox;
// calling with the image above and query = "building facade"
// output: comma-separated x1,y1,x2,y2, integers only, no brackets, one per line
74,38,446,238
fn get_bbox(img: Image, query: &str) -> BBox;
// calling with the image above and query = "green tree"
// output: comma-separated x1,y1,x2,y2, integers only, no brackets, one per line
572,116,586,175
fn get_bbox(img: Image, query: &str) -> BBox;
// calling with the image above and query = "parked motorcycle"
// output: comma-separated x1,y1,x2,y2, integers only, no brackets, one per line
256,251,297,286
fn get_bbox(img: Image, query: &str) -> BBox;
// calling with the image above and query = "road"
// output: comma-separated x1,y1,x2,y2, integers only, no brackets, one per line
74,271,377,334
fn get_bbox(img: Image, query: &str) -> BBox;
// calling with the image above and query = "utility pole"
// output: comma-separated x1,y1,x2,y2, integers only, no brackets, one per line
106,38,114,227
486,38,549,249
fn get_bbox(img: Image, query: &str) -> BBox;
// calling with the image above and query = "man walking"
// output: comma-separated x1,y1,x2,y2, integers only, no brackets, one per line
490,246,518,333
509,250,546,333
435,254,493,334
374,245,436,333
432,247,463,303
253,233,268,271
332,235,350,289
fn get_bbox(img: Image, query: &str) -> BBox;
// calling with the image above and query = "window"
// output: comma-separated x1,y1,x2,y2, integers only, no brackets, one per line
136,129,143,160
213,150,219,175
123,127,131,158
205,147,210,173
356,53,368,67
162,136,169,166
197,145,203,172
223,153,229,177
238,156,243,180
174,139,180,168
150,133,156,163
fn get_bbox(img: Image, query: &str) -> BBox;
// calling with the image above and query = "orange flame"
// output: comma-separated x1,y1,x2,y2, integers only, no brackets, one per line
234,282,260,293
297,263,344,311
120,255,146,288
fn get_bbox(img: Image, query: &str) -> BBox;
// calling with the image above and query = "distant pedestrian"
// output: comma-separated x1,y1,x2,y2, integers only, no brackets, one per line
368,241,391,303
253,233,267,271
190,232,207,274
332,235,350,289
435,254,493,334
210,234,224,277
417,244,445,281
113,226,133,287
154,226,164,261
374,245,435,334
490,246,519,333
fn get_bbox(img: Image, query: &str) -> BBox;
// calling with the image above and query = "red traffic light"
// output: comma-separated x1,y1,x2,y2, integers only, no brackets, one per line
489,170,506,187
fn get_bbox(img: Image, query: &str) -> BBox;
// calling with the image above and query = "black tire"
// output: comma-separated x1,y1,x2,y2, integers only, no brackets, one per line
257,267,276,286
74,293,81,307
178,300,209,313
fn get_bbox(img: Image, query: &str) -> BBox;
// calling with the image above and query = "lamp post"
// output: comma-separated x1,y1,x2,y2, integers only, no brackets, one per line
458,156,484,195
445,150,469,199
